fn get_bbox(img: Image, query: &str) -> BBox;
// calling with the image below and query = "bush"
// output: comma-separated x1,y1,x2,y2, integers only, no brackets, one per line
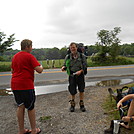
115,56,133,65
0,56,5,61
0,64,11,72
91,55,134,66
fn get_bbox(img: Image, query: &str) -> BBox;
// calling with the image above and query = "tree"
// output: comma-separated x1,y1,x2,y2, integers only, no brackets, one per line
0,31,18,54
45,47,60,60
60,47,67,59
95,27,121,62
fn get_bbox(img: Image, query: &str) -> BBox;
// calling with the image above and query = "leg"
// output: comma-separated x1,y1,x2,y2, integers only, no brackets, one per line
69,95,76,112
122,100,134,122
77,73,85,101
17,104,25,134
79,92,84,100
79,92,86,112
28,109,41,134
28,109,36,132
68,75,77,112
70,95,75,100
13,90,32,134
127,99,134,117
78,74,86,112
120,100,134,129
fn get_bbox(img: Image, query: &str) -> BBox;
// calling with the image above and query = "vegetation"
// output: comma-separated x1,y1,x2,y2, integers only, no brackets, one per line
1,27,134,71
39,116,52,122
92,27,121,63
0,56,134,72
0,31,18,54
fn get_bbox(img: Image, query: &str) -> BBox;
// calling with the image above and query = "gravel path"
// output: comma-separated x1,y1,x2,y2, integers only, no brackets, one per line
0,85,112,134
1,84,133,134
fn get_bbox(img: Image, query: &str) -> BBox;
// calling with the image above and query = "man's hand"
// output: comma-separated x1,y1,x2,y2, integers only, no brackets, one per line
117,101,123,109
75,70,83,76
61,66,66,71
34,65,43,73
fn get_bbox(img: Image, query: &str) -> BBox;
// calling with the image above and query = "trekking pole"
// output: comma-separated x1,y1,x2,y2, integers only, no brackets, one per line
104,105,128,114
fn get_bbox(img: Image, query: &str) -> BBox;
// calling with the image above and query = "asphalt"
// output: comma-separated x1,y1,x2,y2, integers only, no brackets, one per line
1,74,134,90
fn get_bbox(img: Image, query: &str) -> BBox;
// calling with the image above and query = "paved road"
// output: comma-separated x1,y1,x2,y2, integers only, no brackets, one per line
0,64,134,88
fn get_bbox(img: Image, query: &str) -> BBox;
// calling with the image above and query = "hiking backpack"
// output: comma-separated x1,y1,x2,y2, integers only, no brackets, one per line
66,53,87,75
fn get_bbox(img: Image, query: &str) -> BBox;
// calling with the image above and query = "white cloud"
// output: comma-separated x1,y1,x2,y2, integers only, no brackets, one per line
0,0,134,50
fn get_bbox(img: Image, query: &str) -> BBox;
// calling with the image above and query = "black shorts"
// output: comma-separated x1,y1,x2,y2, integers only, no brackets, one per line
13,89,35,110
68,73,85,95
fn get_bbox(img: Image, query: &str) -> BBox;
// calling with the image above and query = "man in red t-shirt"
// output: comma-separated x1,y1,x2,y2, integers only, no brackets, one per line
11,39,43,134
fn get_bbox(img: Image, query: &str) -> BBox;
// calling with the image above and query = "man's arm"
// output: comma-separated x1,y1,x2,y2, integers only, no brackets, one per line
61,55,69,71
117,94,134,109
11,68,14,74
34,65,43,73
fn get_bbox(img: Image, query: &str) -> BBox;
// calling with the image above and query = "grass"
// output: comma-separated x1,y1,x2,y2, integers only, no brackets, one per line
0,56,134,72
39,116,52,122
126,57,134,62
0,62,11,72
103,95,121,120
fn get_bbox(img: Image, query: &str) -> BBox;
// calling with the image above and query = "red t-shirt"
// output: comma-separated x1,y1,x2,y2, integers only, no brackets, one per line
11,51,40,90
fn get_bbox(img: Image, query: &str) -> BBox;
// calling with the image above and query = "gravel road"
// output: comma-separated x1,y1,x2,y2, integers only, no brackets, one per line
0,85,132,134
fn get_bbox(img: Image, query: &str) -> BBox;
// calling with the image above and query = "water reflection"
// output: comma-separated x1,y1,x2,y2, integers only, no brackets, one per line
0,89,12,96
96,79,121,87
0,79,133,96
96,79,133,87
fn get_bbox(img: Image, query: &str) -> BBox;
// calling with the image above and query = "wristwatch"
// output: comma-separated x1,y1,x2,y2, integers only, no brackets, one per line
130,117,133,122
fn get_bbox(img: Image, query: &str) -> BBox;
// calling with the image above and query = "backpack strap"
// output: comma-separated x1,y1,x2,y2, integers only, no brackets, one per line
67,54,70,59
80,53,87,75
65,54,71,75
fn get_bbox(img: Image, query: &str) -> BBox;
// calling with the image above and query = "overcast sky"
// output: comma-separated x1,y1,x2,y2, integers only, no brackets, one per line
0,0,134,50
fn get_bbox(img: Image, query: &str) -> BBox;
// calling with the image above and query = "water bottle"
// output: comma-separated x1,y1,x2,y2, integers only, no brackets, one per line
113,120,120,134
73,72,77,75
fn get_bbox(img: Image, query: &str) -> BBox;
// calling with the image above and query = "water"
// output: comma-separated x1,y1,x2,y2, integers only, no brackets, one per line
0,88,12,96
0,79,133,96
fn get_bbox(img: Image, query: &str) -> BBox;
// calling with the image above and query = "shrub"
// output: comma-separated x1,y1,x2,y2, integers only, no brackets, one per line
0,64,11,72
0,56,5,61
115,56,133,65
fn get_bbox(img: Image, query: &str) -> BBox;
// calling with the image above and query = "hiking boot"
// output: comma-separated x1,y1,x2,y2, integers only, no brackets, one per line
69,100,75,112
79,100,86,112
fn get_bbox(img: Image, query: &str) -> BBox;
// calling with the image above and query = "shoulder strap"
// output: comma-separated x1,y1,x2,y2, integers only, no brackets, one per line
80,53,87,75
67,54,70,59
80,53,84,63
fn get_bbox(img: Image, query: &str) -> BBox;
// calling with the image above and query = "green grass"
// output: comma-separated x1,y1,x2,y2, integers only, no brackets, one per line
39,115,52,122
125,57,134,62
103,96,121,120
0,62,11,72
0,61,11,65
40,59,64,69
0,56,134,72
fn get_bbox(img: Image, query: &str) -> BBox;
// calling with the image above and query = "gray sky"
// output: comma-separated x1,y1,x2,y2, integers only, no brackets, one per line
0,0,134,50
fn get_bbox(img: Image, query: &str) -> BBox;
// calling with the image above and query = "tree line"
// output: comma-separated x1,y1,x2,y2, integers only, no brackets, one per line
0,43,134,61
1,27,134,62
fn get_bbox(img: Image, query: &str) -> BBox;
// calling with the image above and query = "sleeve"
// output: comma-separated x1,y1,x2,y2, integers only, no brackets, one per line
30,55,40,68
63,54,69,67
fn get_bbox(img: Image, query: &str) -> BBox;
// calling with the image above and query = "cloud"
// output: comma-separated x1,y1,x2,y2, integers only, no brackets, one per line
1,0,134,49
